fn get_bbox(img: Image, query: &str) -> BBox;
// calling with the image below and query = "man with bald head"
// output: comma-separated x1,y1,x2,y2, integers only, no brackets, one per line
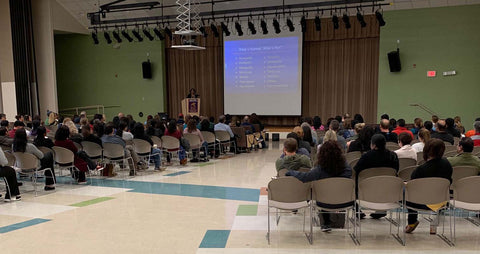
376,119,398,143
431,119,454,145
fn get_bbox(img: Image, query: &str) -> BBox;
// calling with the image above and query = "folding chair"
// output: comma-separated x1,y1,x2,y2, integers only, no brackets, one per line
161,136,181,163
399,158,417,171
450,176,480,245
201,131,218,157
183,133,207,160
311,178,357,244
132,139,157,167
13,152,55,196
405,177,453,246
215,130,236,155
357,176,405,245
103,143,135,177
52,146,80,180
398,165,417,181
417,152,425,165
345,151,362,164
386,142,400,151
357,167,397,184
267,177,312,244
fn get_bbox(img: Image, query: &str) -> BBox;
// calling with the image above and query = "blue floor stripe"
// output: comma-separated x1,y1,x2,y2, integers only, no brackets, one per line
88,178,259,202
199,230,230,248
0,219,51,234
164,171,191,177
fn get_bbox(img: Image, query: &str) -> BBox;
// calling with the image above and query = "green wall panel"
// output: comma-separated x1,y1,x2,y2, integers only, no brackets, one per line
54,34,166,121
378,5,480,130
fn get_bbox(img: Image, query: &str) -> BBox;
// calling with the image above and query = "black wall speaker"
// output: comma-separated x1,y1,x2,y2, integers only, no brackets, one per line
387,50,401,72
142,61,152,79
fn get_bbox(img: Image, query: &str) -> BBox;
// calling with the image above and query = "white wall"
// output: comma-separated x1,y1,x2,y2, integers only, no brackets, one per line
1,82,17,122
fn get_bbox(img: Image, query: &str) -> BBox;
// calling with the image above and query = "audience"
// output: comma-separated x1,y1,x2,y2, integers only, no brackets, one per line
424,120,434,133
376,119,398,143
285,132,309,157
164,119,187,165
392,119,414,139
328,120,347,151
445,118,461,138
431,120,454,145
431,115,439,131
33,126,54,148
293,126,312,154
312,116,325,131
394,132,417,161
454,116,465,134
9,121,30,138
447,137,480,173
275,138,312,172
348,125,374,153
54,126,90,184
286,140,352,232
410,118,423,135
405,138,453,234
183,119,208,162
132,122,163,170
102,123,139,175
465,118,480,138
470,121,480,147
0,147,21,201
0,127,13,148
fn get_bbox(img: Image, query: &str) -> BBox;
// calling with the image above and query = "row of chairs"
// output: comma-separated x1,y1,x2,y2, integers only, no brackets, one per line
268,175,480,246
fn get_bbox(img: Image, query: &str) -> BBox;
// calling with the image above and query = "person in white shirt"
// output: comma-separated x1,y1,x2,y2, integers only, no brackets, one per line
412,128,430,153
214,115,234,138
394,132,417,161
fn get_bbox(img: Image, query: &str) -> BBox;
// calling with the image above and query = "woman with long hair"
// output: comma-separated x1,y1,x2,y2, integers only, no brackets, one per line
33,126,54,149
132,122,163,170
183,119,208,162
164,119,186,165
54,126,89,184
13,129,56,190
348,125,375,153
412,128,431,153
287,140,352,232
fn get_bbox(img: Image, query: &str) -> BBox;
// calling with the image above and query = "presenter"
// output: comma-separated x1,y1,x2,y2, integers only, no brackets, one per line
187,88,200,98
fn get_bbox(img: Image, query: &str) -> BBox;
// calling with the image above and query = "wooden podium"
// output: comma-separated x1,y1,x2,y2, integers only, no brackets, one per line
181,98,201,117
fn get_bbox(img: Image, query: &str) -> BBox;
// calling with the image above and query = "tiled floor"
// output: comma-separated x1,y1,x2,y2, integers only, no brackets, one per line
0,141,479,253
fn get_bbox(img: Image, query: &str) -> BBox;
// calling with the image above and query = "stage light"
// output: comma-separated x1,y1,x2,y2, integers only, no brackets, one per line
164,27,173,40
356,12,367,27
375,10,386,27
247,21,256,35
342,14,351,29
221,22,230,36
112,30,122,43
332,15,339,30
103,31,112,44
235,21,243,36
286,18,295,32
272,18,281,34
260,20,268,34
210,23,220,37
314,16,321,31
300,16,306,33
153,27,165,40
91,31,99,44
143,28,154,41
132,29,143,41
121,29,133,42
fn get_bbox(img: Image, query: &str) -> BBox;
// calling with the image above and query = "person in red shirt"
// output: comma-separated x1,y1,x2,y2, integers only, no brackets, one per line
54,126,89,184
391,119,414,139
465,117,480,138
471,121,480,147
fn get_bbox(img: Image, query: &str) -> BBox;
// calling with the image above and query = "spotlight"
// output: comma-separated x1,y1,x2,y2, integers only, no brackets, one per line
300,16,306,33
247,21,256,35
153,27,165,40
121,29,133,42
260,20,268,34
132,29,143,41
235,21,243,36
314,16,321,31
164,27,173,40
286,18,295,32
210,23,219,37
112,30,122,43
332,15,339,30
342,14,351,29
272,19,281,34
375,10,386,27
221,22,230,36
356,12,367,27
91,31,99,44
199,26,208,38
143,28,154,41
103,31,112,44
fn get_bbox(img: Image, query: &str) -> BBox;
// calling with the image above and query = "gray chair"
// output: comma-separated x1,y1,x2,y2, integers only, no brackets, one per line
311,178,358,244
357,176,405,245
417,152,425,165
52,146,80,179
450,176,480,244
357,167,397,184
399,158,417,171
103,143,135,177
183,133,207,160
267,177,312,244
452,166,478,184
346,151,362,164
398,165,417,181
215,130,236,155
405,177,453,246
14,152,55,196
161,136,181,163
132,138,157,168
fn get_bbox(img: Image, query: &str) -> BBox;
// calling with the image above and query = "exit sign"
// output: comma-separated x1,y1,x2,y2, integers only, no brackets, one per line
427,71,436,77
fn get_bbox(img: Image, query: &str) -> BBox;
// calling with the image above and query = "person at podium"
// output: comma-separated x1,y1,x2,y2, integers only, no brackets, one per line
187,88,199,98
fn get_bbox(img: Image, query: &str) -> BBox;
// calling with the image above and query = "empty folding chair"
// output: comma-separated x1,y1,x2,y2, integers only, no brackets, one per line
450,176,480,244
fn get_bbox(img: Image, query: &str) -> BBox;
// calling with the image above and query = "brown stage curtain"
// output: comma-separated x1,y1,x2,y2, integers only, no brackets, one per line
165,15,379,125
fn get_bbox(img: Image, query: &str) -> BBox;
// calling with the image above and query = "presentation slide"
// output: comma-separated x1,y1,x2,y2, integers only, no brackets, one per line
224,35,302,116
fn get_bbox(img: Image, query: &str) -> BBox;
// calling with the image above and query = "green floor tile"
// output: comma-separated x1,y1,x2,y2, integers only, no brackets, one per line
236,204,258,216
70,197,115,207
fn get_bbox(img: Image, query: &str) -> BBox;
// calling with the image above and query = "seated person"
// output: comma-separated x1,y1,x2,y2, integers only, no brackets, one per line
348,126,375,153
164,119,187,165
241,116,255,133
284,132,309,157
447,137,480,173
410,118,423,135
0,127,13,148
275,138,312,172
287,140,352,232
392,119,414,139
470,121,480,146
33,126,54,148
81,124,103,147
13,129,56,191
293,126,312,154
183,120,208,162
354,134,399,219
102,123,139,175
132,122,163,170
431,120,454,145
9,121,31,138
465,118,480,138
376,119,398,143
394,132,417,161
412,128,430,153
445,118,461,138
405,138,453,234
0,147,21,201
